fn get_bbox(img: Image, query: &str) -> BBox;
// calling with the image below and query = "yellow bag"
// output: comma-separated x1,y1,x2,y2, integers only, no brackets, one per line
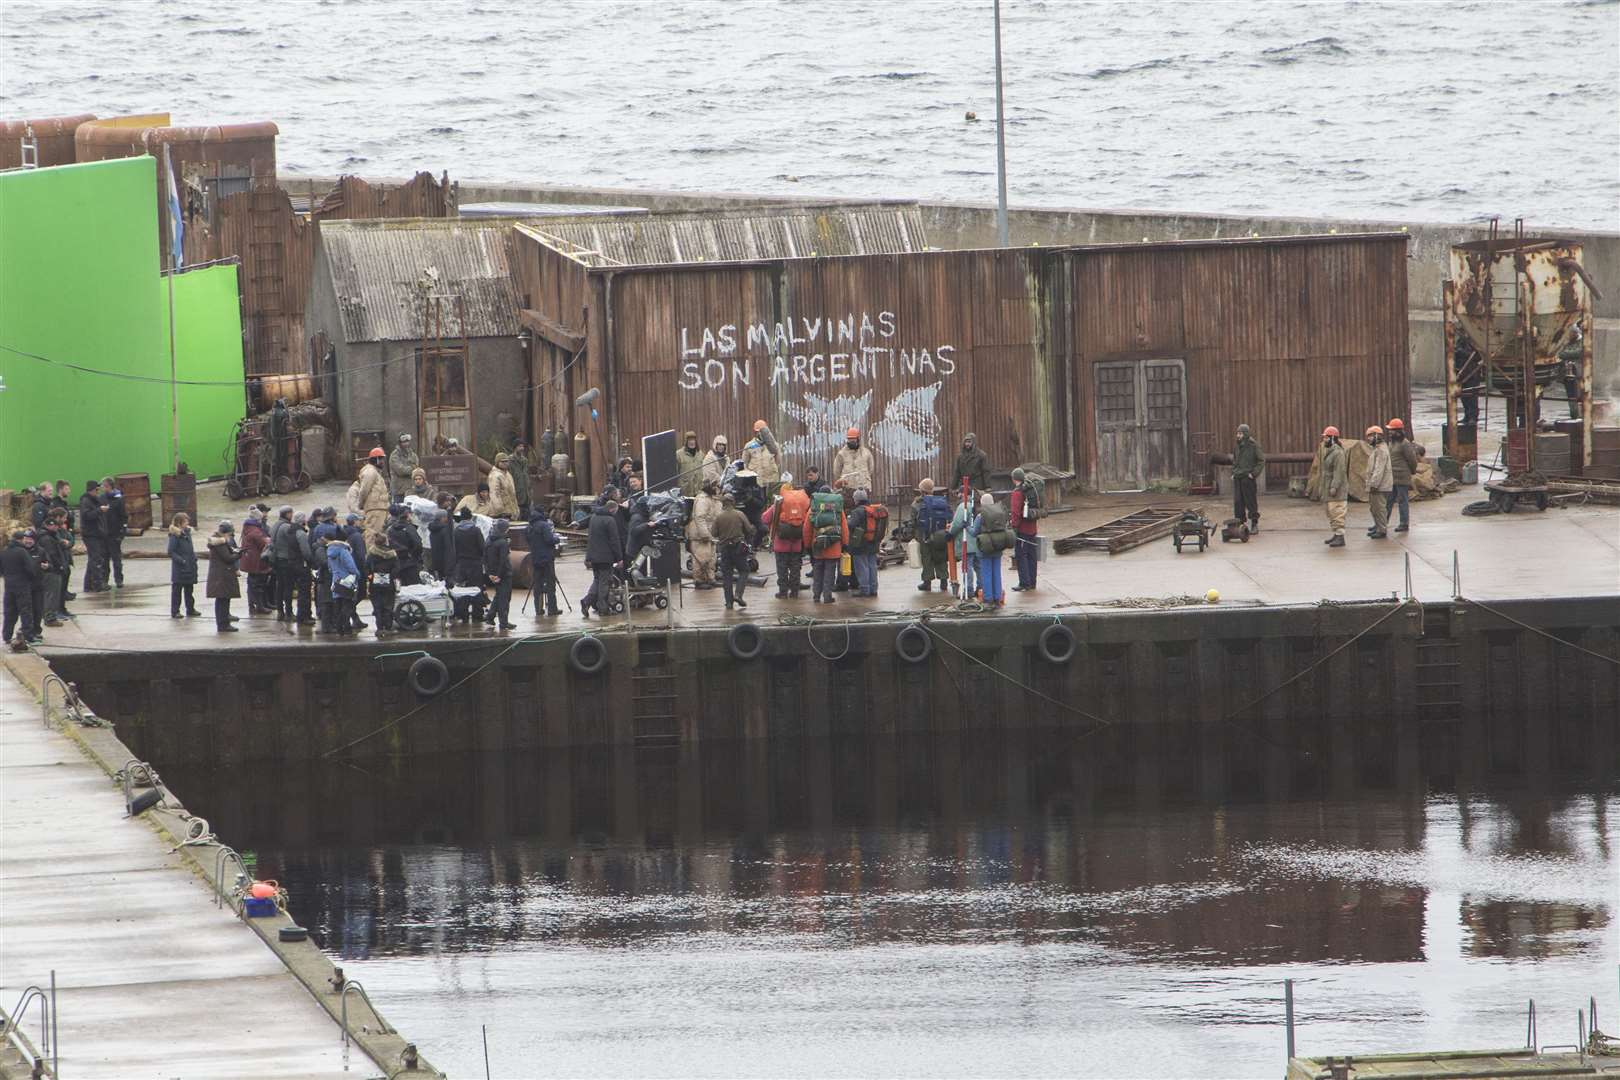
839,552,853,576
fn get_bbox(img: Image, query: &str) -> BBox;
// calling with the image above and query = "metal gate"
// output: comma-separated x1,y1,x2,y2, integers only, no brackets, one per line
1093,359,1188,492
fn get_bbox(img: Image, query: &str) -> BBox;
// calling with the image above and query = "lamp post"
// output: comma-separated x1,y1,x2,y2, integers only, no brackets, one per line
993,0,1009,247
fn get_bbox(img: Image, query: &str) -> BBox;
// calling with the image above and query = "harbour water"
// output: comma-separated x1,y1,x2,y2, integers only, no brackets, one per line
3,0,1616,228
171,732,1617,1078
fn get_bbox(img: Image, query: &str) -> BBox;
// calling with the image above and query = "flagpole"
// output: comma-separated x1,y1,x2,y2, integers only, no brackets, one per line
164,145,180,471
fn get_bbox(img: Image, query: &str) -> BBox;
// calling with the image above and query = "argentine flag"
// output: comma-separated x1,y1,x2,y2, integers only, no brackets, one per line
164,143,184,269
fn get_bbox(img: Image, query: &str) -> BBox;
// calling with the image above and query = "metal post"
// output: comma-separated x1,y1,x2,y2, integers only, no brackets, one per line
992,0,1009,248
49,970,56,1080
1442,280,1459,457
1515,219,1536,471
1527,998,1535,1050
1284,978,1296,1062
1452,550,1461,600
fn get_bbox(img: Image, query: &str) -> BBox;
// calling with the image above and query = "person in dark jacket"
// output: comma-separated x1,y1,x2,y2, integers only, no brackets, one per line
205,521,242,631
78,479,108,593
367,534,399,635
37,514,70,627
291,512,316,624
326,536,361,637
428,510,453,582
580,501,625,618
452,508,486,588
1231,424,1264,533
1385,418,1418,533
269,506,297,621
387,509,425,587
166,513,200,618
482,519,517,629
951,433,992,495
711,493,756,610
800,466,828,495
30,484,52,531
51,482,77,606
525,505,561,617
2,530,46,646
844,490,879,599
99,476,128,587
240,506,272,614
310,509,339,632
343,513,369,630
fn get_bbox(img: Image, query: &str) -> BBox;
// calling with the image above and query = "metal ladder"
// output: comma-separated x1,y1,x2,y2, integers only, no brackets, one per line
630,634,679,745
1415,605,1462,722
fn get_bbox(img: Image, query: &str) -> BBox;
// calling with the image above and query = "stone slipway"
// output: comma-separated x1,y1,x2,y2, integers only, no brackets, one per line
0,655,440,1079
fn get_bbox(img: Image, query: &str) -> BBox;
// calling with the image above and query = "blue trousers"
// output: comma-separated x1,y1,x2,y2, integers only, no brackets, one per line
1389,484,1410,528
852,552,878,595
978,552,1004,602
1014,534,1038,588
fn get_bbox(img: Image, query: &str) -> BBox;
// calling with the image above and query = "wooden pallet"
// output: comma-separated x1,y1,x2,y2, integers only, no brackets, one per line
1052,505,1196,555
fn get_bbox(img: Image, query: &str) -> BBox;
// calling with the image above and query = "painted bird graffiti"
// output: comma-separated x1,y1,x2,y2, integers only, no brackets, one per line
869,382,943,462
780,389,874,457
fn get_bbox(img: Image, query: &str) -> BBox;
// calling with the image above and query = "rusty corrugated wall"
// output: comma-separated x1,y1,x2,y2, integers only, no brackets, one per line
1067,233,1409,489
313,171,456,221
210,186,316,376
595,248,1063,499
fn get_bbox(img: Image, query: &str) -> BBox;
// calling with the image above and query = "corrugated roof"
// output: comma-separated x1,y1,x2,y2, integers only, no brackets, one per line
318,217,520,343
516,203,927,268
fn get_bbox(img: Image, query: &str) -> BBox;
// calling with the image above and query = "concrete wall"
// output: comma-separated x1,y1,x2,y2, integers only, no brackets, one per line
287,174,1619,395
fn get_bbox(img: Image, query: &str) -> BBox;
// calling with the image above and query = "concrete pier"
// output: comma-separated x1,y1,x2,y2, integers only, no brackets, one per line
0,665,437,1079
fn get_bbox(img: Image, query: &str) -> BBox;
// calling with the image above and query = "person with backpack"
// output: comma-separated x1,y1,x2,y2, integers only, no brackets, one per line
1008,467,1042,592
805,488,849,605
911,478,952,593
845,490,887,598
969,494,1011,606
763,478,810,599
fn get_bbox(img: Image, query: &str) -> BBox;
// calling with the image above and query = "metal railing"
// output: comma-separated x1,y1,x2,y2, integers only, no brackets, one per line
339,980,394,1051
1,974,58,1078
39,675,105,730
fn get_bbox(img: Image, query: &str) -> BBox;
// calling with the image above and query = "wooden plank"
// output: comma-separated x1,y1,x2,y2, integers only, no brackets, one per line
519,307,586,351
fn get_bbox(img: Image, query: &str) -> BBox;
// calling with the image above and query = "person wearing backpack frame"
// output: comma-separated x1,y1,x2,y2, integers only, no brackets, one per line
845,489,885,598
970,493,1011,605
950,480,976,598
911,479,951,592
1008,467,1042,591
763,476,809,599
805,487,849,604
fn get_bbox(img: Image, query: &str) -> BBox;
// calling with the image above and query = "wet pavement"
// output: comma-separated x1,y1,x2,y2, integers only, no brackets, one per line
162,734,1619,1079
32,470,1620,659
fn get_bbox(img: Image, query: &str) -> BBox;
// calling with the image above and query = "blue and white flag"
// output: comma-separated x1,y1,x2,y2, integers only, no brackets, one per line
163,143,184,269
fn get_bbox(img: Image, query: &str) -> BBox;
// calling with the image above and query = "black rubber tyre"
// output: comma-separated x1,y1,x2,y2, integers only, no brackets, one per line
224,479,245,500
273,475,294,494
395,599,428,631
1174,538,1184,552
896,622,932,664
727,623,765,661
295,471,311,491
1037,623,1076,665
654,593,669,610
408,655,450,697
569,634,608,676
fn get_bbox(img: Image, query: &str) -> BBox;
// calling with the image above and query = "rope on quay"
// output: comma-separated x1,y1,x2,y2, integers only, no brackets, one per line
1457,594,1620,668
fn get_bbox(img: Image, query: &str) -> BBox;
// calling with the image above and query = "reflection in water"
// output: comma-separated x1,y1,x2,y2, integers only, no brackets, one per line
170,732,1616,1078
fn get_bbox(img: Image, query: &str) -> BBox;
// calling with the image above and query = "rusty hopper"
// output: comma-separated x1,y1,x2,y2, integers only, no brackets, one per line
1443,220,1599,471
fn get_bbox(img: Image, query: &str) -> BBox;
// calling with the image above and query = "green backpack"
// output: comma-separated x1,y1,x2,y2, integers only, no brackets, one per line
810,492,844,553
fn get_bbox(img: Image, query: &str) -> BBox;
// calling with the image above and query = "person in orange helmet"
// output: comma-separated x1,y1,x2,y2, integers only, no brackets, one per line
1385,418,1417,532
1320,426,1348,547
832,426,875,494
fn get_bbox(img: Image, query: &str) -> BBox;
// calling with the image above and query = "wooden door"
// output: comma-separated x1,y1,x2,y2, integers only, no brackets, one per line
1094,361,1144,492
1142,359,1188,486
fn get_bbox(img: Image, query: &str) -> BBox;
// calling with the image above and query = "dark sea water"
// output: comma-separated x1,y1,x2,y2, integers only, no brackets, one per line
2,1,1617,228
170,733,1618,1078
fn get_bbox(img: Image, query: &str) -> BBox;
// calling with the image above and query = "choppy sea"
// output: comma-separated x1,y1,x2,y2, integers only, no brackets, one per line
3,0,1616,227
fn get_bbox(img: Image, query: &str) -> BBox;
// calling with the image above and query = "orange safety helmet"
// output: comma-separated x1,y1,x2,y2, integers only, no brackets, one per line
368,446,386,459
753,419,768,432
846,426,862,439
1321,426,1340,438
1386,418,1405,430
1365,424,1383,438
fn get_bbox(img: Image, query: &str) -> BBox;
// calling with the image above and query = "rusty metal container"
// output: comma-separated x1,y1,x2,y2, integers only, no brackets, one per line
115,472,153,531
159,472,197,526
0,114,95,169
1448,237,1590,383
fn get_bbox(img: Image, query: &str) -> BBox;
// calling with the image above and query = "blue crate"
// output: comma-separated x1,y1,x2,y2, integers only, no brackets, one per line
243,896,278,918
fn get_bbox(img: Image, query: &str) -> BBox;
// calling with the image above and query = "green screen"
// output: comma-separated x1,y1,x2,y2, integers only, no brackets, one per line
1,157,245,494
165,264,248,480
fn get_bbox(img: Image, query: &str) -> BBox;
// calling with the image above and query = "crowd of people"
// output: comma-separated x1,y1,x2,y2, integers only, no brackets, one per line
2,477,130,647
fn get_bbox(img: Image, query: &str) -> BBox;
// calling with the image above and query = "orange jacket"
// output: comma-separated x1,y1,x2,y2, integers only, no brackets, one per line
803,510,849,560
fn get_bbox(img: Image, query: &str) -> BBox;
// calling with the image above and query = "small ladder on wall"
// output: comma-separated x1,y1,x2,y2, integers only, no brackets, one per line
631,634,680,746
1415,605,1462,722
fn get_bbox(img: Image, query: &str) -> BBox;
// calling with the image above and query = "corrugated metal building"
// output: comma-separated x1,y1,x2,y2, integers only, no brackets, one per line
514,225,1408,495
308,217,525,458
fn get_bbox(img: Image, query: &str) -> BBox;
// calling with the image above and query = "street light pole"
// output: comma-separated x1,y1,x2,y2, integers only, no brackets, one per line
993,0,1010,247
